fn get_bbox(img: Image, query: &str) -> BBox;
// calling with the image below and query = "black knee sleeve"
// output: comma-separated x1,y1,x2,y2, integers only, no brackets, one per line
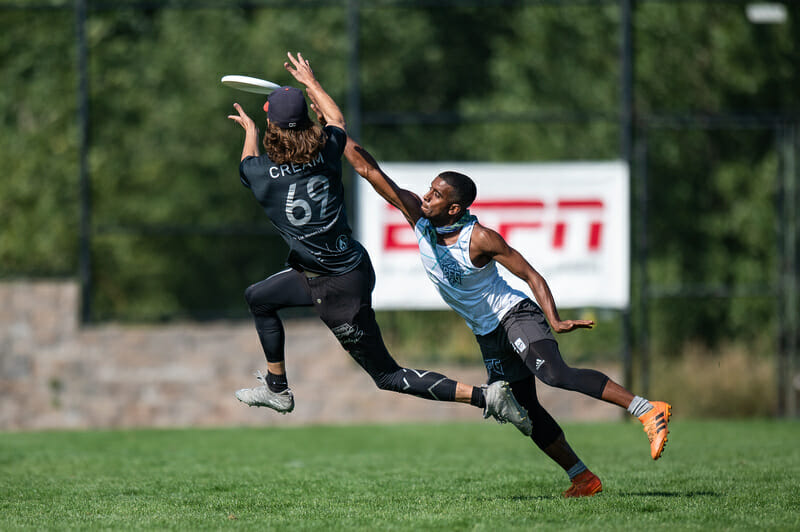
376,368,458,402
527,340,608,399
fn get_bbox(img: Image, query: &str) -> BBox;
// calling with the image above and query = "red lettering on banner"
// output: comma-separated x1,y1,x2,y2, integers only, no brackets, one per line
554,199,604,251
473,200,545,209
383,223,416,250
589,222,602,250
552,222,566,249
497,222,543,241
381,199,605,252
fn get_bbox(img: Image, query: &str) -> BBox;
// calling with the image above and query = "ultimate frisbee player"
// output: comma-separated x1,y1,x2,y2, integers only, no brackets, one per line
344,139,673,497
227,53,529,430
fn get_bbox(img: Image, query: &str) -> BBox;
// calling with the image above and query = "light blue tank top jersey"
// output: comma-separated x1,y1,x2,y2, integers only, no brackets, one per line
415,218,527,335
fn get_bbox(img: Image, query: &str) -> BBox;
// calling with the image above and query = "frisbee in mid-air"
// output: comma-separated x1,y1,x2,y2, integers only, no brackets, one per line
221,75,280,95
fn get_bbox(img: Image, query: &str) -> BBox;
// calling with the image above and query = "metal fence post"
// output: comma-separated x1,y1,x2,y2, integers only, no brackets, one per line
792,123,800,418
347,0,361,236
779,123,799,418
620,0,637,393
636,128,650,397
777,123,799,418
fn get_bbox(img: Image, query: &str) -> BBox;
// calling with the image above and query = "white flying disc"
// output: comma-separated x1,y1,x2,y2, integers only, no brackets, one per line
221,75,280,95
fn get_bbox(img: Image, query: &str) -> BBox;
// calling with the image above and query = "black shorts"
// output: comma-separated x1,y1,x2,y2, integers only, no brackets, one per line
305,254,401,377
475,299,555,384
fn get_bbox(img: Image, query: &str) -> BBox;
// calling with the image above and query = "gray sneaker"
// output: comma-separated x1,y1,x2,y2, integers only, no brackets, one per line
235,370,295,414
483,380,532,436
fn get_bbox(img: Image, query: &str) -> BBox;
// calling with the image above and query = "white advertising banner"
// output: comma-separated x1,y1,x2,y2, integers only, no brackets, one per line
356,161,630,310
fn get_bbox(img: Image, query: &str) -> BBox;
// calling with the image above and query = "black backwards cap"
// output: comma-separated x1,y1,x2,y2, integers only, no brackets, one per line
264,86,312,130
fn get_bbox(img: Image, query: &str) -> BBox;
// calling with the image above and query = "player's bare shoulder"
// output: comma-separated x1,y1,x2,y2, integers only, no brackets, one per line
472,223,508,250
469,222,510,265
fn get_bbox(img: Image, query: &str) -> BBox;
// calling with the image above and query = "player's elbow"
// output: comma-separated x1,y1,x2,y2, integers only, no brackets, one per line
350,161,372,180
348,154,378,181
327,117,346,131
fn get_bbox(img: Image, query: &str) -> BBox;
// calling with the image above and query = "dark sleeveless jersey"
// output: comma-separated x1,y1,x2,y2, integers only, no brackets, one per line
239,125,364,275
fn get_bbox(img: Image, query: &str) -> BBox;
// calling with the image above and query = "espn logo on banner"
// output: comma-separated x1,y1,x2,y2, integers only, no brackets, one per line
357,161,629,310
382,199,606,253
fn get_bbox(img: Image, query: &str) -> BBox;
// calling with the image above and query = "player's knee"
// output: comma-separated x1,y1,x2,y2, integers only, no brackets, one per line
244,284,279,315
243,284,259,309
535,364,572,390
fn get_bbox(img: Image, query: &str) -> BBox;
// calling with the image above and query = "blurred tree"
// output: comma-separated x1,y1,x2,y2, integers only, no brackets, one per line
634,3,796,351
0,11,78,276
0,1,797,358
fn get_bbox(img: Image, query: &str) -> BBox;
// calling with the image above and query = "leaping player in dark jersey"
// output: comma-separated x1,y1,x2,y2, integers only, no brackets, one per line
343,138,673,498
226,52,530,431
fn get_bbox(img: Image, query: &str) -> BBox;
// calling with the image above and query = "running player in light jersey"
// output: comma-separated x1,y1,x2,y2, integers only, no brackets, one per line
344,139,673,498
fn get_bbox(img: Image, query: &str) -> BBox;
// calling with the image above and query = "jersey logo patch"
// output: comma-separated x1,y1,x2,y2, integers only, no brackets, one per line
484,358,504,376
439,254,463,286
513,337,527,354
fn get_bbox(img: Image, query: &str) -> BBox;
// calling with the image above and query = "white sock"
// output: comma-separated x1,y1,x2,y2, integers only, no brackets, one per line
627,395,653,417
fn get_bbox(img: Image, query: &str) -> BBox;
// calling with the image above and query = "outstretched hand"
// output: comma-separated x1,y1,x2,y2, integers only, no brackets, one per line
228,103,260,159
284,52,316,87
551,319,595,333
283,51,345,130
227,103,256,131
289,53,326,124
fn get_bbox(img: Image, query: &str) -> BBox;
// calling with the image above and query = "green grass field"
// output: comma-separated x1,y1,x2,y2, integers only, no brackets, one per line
1,420,798,530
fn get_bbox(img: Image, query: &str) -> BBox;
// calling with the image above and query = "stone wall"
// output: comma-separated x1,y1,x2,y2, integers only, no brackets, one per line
0,281,621,430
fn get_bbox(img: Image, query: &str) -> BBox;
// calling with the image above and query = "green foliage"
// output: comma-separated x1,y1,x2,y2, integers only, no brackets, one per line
459,4,621,160
1,422,799,529
376,310,480,364
1,2,798,355
0,11,78,275
643,129,779,350
636,3,799,114
379,307,624,365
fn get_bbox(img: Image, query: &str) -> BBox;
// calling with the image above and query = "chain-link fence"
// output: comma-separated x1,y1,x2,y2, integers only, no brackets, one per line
2,0,798,415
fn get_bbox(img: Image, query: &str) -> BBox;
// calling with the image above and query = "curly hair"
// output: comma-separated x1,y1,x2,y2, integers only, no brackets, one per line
262,122,326,165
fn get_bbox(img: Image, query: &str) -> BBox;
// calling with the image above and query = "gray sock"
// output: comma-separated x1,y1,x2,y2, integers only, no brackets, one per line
566,460,587,480
627,395,653,417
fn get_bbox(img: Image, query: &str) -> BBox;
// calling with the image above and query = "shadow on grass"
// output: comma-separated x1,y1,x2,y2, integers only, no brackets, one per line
509,495,557,501
615,490,719,498
474,495,559,502
483,490,720,501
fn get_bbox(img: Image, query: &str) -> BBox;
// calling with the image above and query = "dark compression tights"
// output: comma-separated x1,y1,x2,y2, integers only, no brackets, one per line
525,339,609,399
509,377,563,450
244,268,313,365
244,268,458,402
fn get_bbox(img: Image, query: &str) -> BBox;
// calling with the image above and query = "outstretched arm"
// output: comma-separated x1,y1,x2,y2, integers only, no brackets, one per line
472,225,594,333
227,103,260,161
283,52,345,131
345,138,423,227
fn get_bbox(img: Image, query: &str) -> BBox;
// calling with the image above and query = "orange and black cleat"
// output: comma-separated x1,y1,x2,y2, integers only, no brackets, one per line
639,401,672,460
563,470,603,498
